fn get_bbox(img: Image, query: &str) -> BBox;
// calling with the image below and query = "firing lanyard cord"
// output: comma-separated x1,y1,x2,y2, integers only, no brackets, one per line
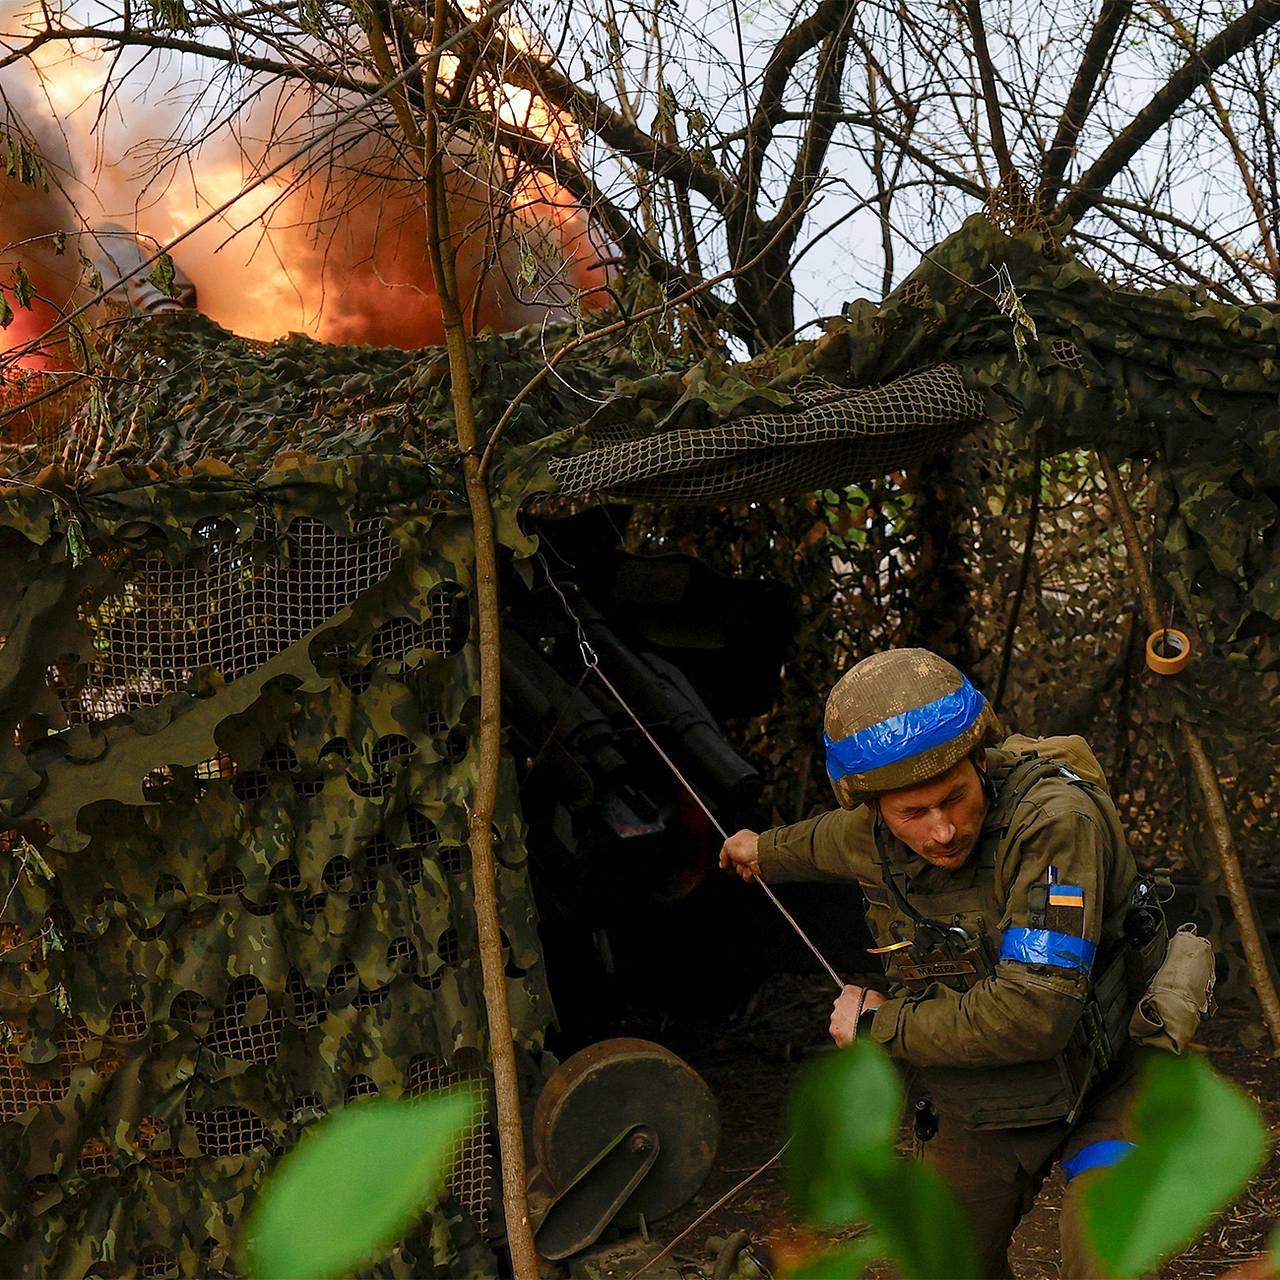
535,558,846,1275
535,556,845,993
629,1140,789,1279
628,991,870,1277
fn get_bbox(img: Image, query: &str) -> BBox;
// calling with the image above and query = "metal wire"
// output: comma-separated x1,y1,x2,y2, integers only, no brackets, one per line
588,664,845,993
535,555,845,992
535,567,850,1276
628,1140,789,1279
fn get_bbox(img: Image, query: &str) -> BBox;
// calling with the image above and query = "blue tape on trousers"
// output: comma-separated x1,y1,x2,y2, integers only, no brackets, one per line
999,927,1097,972
1062,1140,1136,1182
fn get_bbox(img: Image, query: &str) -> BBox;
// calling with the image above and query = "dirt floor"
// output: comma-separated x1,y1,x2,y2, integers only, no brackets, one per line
568,973,1280,1279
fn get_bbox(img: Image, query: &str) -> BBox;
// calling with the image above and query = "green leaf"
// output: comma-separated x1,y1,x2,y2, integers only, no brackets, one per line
1082,1053,1269,1278
787,1042,903,1226
1,131,47,189
240,1089,479,1280
22,846,54,881
52,231,66,255
786,1041,980,1279
853,1158,979,1279
0,290,12,329
656,82,678,130
13,265,35,309
994,264,1038,364
65,519,90,567
147,0,192,29
297,0,323,34
147,253,179,299
79,250,104,294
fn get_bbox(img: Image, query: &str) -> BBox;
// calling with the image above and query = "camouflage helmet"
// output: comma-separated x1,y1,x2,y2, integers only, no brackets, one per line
823,649,999,808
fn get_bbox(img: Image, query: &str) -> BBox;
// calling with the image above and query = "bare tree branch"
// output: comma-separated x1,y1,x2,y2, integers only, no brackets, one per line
765,10,854,240
1037,0,1132,211
1055,0,1280,226
0,21,370,88
738,0,854,214
960,0,1015,190
416,9,743,214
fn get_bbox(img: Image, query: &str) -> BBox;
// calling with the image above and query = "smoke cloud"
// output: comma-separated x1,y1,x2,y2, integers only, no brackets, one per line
1,19,605,354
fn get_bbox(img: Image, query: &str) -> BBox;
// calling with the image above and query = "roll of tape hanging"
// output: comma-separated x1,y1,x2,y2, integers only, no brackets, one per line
1146,627,1192,676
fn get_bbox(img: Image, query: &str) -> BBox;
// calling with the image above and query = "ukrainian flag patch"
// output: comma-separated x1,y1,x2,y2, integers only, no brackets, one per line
1048,884,1084,908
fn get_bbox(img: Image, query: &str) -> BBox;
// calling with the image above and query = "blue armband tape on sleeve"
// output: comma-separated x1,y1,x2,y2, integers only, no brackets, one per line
1062,1140,1135,1182
999,927,1097,973
824,676,986,780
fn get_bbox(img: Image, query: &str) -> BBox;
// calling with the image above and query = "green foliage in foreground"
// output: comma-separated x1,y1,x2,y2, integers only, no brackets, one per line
786,1041,980,1279
233,1042,1269,1279
1081,1052,1269,1277
786,1042,1270,1279
239,1087,479,1279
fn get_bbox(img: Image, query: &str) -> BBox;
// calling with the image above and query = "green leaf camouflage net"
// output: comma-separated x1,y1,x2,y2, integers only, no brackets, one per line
0,463,552,1277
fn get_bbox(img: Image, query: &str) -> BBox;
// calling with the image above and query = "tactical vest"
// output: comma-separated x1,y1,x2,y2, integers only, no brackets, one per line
860,752,1166,1130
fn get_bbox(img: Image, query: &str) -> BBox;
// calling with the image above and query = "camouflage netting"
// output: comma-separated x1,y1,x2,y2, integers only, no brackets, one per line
545,215,1280,670
1,213,1279,1274
0,315,651,1276
0,453,570,1275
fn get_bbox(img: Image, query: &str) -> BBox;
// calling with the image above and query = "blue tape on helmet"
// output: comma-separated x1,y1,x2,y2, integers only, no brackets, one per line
999,927,1097,973
824,676,986,781
1062,1140,1135,1182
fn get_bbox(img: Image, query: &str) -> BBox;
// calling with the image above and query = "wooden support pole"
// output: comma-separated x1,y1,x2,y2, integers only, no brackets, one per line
417,8,539,1274
1097,452,1280,1054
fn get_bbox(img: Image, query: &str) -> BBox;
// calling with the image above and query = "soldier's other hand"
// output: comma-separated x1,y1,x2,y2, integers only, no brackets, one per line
829,984,887,1048
719,829,761,881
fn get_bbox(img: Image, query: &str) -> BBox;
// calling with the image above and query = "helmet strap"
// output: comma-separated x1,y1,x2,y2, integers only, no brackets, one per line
974,752,998,806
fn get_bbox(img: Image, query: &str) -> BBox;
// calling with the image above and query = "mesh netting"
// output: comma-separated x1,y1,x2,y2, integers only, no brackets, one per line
49,517,398,721
547,365,984,502
0,498,550,1278
0,309,639,483
406,1056,494,1232
961,447,1280,998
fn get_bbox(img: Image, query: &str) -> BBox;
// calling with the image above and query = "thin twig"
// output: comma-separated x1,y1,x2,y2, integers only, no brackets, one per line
476,191,818,478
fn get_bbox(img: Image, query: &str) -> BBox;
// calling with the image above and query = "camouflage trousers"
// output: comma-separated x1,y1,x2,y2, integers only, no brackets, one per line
922,1057,1146,1279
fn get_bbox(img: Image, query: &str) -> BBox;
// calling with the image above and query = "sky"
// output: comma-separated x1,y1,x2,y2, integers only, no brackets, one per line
1,0,1273,350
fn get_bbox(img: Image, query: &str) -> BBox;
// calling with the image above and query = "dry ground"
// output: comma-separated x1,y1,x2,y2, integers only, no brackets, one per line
570,974,1280,1279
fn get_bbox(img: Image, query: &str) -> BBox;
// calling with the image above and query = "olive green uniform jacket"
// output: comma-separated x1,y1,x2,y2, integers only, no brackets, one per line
757,741,1138,1083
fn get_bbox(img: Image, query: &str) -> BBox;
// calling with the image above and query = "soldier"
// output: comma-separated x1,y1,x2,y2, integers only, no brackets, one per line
719,649,1168,1279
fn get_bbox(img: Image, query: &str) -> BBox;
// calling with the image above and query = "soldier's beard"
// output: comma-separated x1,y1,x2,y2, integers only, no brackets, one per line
916,833,977,868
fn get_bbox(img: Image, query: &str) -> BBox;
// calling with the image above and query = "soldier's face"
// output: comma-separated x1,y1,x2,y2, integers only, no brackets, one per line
875,755,989,870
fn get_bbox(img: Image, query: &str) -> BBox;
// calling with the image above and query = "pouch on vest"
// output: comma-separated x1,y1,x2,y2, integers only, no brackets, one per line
1129,923,1215,1054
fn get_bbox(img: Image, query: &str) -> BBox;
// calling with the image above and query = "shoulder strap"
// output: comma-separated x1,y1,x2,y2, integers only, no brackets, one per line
987,753,1102,837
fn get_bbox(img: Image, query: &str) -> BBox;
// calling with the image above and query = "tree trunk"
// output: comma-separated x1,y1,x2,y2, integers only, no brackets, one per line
733,244,797,349
898,449,978,670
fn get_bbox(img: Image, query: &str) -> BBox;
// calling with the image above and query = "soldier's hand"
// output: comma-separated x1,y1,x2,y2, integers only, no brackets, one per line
829,984,887,1048
719,829,761,881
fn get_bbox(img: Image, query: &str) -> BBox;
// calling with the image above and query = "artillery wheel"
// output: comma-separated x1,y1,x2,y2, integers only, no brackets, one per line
532,1038,719,1226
